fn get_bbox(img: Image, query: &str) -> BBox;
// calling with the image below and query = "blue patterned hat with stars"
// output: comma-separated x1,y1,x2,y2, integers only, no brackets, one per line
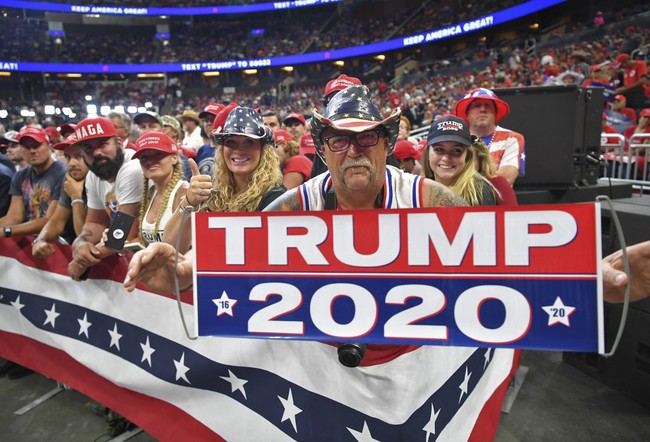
311,85,401,155
211,106,274,146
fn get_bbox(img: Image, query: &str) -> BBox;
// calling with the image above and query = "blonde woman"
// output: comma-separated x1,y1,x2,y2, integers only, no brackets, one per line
472,136,518,205
164,106,284,253
132,132,188,246
422,116,497,206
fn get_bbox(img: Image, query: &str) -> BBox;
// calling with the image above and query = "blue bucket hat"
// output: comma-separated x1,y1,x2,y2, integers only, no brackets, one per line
310,85,401,156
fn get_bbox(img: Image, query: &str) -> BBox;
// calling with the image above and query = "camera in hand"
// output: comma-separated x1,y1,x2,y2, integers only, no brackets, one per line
105,211,136,250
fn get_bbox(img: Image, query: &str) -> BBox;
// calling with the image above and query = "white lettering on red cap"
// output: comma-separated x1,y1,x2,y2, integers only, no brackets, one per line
75,123,105,140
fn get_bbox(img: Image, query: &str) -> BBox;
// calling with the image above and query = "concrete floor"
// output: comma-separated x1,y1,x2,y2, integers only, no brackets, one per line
1,351,649,441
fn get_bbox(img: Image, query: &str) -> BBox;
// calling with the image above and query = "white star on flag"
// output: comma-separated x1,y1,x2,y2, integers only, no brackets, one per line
542,296,576,327
423,403,440,441
347,421,380,442
108,323,123,350
77,312,92,338
43,303,60,328
278,388,302,433
213,291,237,317
220,369,248,399
140,336,156,367
174,352,191,384
458,366,472,403
10,295,25,312
484,348,492,369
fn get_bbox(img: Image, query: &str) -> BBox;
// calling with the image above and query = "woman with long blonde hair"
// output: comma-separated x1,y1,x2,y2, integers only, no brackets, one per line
132,132,188,247
421,116,497,206
472,136,518,205
164,106,284,253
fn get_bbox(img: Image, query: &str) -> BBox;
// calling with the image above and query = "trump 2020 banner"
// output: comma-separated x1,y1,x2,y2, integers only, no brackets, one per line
193,203,604,353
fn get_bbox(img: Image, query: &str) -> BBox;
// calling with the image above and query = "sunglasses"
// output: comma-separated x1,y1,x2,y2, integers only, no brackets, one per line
322,129,385,153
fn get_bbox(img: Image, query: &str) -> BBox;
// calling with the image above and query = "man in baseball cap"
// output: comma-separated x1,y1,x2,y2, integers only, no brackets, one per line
612,94,637,122
613,52,648,114
194,102,238,177
1,130,26,171
68,117,144,281
1,124,66,246
283,112,307,142
455,87,525,185
134,111,164,134
195,102,224,165
0,124,67,380
32,132,90,257
393,140,421,174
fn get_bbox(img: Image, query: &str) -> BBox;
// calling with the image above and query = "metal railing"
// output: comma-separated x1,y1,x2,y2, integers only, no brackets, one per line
599,132,650,194
600,133,626,179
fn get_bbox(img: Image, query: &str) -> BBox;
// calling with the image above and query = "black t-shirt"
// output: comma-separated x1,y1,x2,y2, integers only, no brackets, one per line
257,184,286,210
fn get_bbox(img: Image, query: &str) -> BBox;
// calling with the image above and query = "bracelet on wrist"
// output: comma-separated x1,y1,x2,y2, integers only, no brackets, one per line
184,193,197,207
71,199,84,206
179,195,195,215
32,237,46,246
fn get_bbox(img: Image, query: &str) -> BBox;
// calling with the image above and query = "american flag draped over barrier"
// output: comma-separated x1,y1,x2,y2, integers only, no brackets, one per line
0,237,515,441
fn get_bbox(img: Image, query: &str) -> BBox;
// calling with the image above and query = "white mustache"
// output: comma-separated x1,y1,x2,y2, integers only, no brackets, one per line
340,157,372,173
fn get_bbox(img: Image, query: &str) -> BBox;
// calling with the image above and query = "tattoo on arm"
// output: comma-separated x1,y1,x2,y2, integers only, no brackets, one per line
427,183,468,207
264,189,301,212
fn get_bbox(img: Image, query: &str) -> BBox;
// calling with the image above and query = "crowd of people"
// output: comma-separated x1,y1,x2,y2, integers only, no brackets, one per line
1,66,649,437
1,0,649,436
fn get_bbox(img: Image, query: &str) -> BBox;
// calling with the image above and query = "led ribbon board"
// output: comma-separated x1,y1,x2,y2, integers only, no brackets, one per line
193,203,604,352
0,0,343,16
0,0,565,73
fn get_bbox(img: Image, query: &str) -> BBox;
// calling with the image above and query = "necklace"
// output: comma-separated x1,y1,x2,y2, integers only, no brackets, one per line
481,132,496,148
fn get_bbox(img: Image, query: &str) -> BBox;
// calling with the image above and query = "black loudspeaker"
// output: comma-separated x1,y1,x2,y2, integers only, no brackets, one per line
495,85,604,189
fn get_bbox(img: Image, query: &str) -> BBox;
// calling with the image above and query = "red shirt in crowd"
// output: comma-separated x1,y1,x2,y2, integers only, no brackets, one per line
488,176,518,205
283,154,312,181
623,60,648,91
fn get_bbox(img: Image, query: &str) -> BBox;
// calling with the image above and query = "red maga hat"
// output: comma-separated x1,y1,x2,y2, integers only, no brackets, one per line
323,74,362,98
612,53,630,69
273,129,293,144
133,132,179,159
283,112,306,126
17,126,49,144
394,140,421,161
72,117,119,145
59,123,77,137
44,126,60,141
53,133,78,151
199,102,225,120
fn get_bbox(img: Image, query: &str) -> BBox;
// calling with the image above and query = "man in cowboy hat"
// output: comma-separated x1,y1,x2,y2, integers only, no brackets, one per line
455,88,525,185
267,84,465,210
180,109,203,156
